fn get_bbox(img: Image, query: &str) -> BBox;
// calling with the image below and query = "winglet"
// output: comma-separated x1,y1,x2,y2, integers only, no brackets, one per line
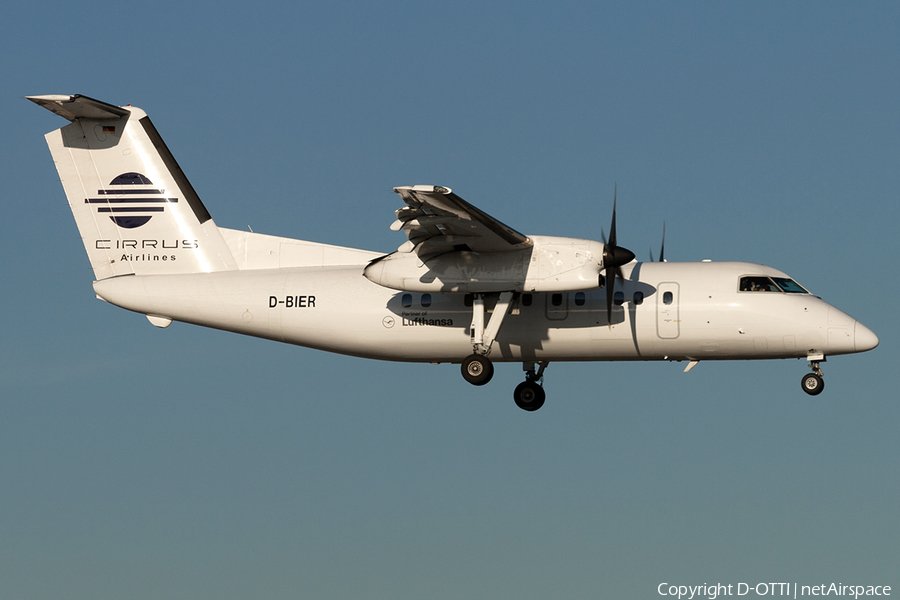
26,94,130,121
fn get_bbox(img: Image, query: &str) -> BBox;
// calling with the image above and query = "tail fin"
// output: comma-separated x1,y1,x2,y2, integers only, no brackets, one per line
29,94,237,280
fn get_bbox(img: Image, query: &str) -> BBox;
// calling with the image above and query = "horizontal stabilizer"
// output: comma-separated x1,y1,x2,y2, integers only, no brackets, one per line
27,94,130,121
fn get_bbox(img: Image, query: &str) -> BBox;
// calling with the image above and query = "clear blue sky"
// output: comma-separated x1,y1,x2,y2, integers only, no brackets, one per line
3,2,897,598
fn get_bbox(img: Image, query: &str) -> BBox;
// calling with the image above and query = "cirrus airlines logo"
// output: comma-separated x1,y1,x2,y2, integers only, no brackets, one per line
85,172,178,229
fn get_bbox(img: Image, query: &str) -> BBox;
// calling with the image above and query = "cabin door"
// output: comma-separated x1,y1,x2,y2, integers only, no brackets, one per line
656,282,680,339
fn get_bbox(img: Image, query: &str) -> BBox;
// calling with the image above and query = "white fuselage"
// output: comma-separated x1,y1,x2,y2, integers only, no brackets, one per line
29,94,878,405
91,257,873,365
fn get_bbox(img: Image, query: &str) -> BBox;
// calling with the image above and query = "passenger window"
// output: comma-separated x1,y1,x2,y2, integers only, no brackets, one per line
633,291,644,305
551,293,563,307
421,293,432,307
574,292,586,306
402,293,412,308
521,294,533,307
464,294,474,307
739,276,780,292
663,291,673,305
614,291,624,306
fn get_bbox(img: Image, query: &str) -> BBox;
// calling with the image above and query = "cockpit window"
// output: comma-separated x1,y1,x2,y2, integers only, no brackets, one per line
740,275,810,294
739,276,781,292
771,277,809,294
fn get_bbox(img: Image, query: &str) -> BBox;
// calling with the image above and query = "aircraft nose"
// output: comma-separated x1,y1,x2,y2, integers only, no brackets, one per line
854,321,879,352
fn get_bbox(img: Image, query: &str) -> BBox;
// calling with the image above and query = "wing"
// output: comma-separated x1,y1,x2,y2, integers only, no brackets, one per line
391,185,532,259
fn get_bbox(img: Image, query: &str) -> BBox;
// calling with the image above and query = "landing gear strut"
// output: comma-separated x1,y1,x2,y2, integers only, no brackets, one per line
801,360,825,396
460,292,513,387
514,362,547,411
458,293,550,410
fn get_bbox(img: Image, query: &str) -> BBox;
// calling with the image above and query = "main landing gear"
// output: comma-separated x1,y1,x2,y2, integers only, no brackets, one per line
460,292,511,386
514,362,547,411
459,291,548,410
801,359,825,396
461,354,494,386
461,355,549,411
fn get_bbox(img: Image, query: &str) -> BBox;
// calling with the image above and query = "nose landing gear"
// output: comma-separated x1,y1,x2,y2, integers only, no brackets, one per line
801,360,825,396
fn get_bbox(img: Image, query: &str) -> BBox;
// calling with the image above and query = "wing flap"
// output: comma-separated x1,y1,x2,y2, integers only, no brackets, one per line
392,185,531,255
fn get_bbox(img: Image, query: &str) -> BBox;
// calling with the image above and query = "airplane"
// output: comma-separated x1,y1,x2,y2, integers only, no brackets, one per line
29,94,879,411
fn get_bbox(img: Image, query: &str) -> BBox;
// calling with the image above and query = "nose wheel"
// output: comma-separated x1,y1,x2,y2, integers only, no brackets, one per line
801,360,825,396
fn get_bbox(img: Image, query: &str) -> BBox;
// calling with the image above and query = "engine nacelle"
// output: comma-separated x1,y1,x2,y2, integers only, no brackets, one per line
364,236,606,293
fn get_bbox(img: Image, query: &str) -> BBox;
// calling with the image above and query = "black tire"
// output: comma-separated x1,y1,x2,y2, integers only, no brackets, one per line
513,380,546,411
461,354,494,386
801,373,824,396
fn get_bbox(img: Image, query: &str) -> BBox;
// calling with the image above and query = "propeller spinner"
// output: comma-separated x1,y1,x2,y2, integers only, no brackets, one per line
600,188,635,325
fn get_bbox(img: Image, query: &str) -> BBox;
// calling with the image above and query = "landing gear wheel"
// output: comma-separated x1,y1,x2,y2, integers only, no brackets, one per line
801,373,824,396
513,380,546,411
461,354,494,386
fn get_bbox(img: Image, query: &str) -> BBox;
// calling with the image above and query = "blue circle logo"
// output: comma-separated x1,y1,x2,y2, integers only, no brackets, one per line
85,172,179,229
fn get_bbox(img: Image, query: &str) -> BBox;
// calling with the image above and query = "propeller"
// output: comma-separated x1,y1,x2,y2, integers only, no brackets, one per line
600,186,635,325
649,221,666,262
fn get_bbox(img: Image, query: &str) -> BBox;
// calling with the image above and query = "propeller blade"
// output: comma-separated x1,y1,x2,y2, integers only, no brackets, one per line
606,272,615,324
659,221,666,262
600,186,635,325
609,185,618,248
650,222,667,262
